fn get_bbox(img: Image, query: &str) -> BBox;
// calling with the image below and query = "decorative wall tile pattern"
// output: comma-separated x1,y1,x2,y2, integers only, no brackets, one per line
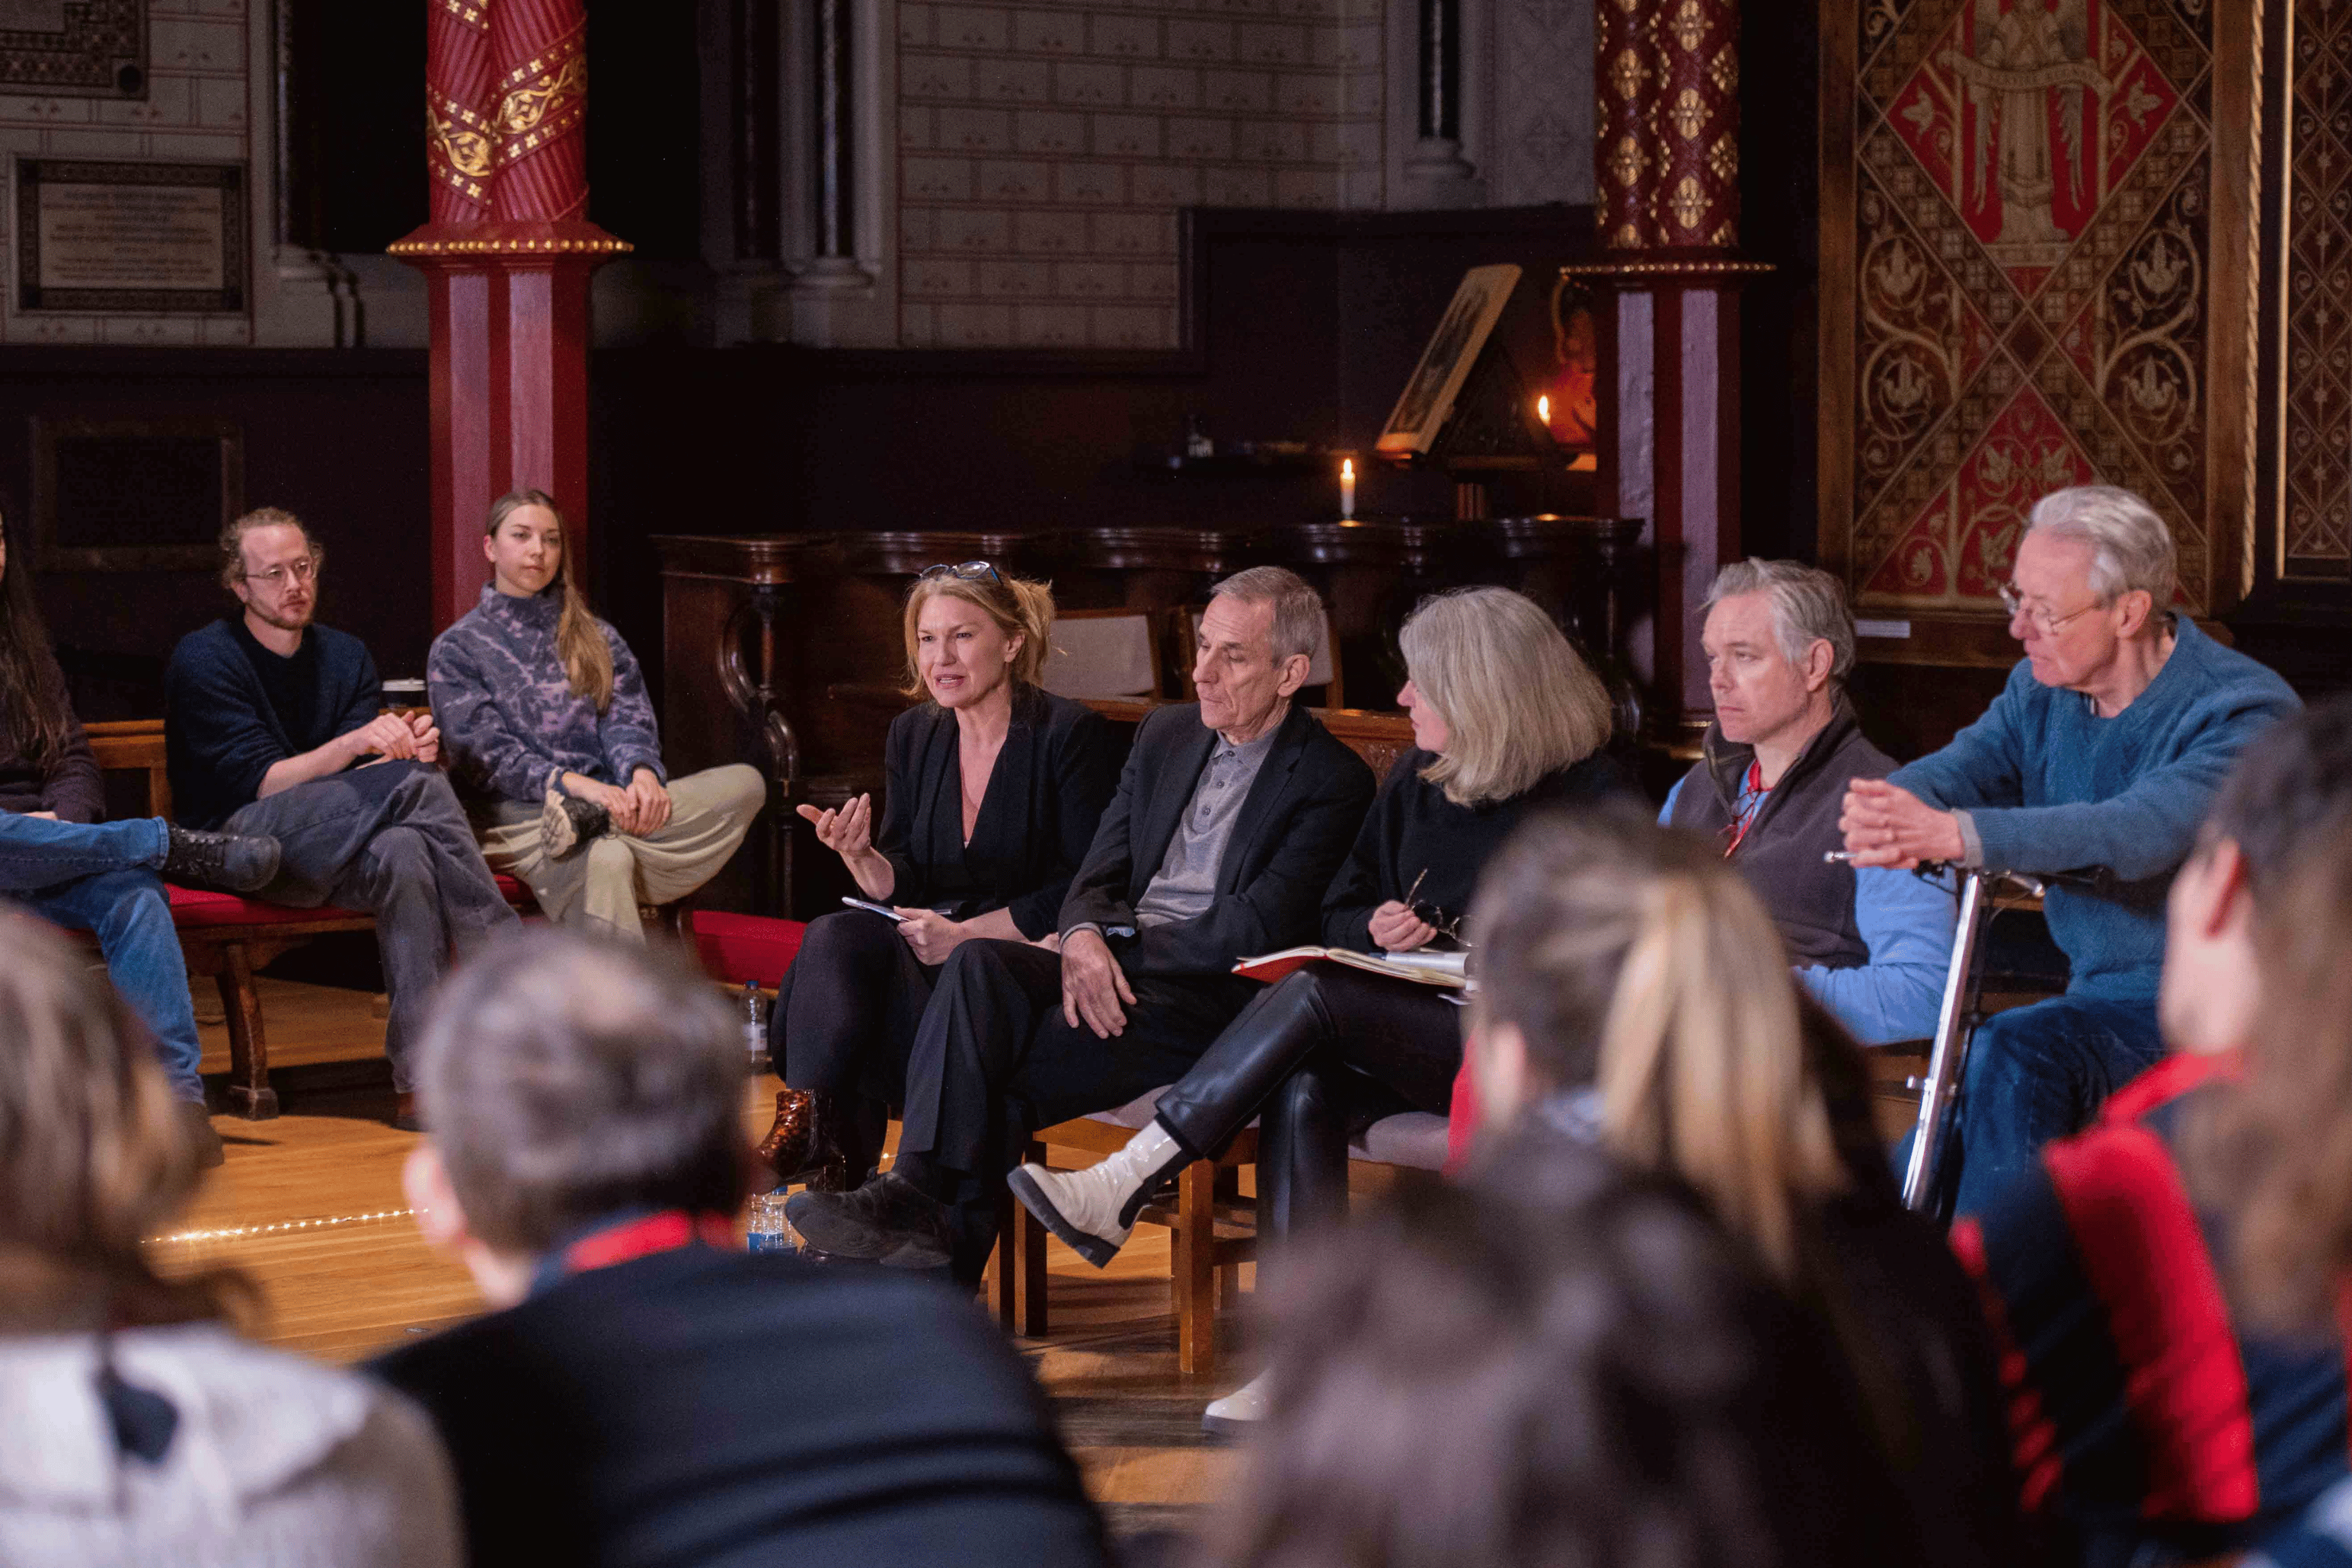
898,1,1382,348
1829,0,2221,615
0,0,251,344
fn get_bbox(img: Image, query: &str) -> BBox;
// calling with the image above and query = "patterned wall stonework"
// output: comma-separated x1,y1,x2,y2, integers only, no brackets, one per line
894,0,1385,350
2281,0,2352,575
1488,0,1596,208
0,0,250,345
1826,0,2243,617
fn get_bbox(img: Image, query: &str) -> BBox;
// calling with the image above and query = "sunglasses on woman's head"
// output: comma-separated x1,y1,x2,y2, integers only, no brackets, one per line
917,560,1002,584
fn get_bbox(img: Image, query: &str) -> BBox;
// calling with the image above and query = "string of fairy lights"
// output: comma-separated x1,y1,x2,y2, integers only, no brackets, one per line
147,1209,415,1247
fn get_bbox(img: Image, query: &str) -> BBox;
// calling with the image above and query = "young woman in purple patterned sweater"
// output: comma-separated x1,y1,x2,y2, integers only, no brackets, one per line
426,490,763,942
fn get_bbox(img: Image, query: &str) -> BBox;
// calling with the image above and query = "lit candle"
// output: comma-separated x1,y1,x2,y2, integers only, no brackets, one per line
1537,394,1551,427
1340,457,1356,519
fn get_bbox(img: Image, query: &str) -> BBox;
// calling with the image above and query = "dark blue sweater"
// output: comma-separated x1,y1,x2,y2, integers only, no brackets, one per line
164,617,381,830
1889,617,2299,998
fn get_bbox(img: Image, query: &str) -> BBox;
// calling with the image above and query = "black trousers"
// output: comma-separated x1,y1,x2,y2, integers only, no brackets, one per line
898,937,1248,1279
773,909,940,1107
1152,965,1462,1238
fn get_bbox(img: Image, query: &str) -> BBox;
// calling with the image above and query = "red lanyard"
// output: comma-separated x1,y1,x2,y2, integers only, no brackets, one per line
1722,761,1771,860
559,1209,737,1276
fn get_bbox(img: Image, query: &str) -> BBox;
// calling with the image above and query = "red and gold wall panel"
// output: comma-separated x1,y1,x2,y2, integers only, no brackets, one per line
1821,0,2260,621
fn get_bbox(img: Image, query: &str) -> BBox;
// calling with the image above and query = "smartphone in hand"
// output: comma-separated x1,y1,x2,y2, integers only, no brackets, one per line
841,896,906,923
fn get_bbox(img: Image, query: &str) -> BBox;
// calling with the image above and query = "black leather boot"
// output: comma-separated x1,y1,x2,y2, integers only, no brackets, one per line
161,825,281,894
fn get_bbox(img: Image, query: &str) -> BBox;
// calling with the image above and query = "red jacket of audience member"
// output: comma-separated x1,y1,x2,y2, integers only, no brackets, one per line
1954,1052,2352,1565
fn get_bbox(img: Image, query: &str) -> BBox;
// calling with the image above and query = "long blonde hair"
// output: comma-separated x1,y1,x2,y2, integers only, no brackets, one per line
1466,811,1849,1279
487,489,615,712
0,909,250,1331
899,569,1056,700
1399,587,1614,807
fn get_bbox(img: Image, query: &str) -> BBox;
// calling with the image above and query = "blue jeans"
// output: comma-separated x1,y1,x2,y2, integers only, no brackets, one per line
0,815,204,1103
1914,993,2165,1222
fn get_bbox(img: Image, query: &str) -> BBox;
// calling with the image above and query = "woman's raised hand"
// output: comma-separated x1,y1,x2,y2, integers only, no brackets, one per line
797,792,875,863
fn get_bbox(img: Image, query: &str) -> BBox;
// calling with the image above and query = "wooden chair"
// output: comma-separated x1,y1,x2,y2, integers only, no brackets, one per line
994,1094,1450,1376
993,1088,1261,1376
1040,607,1167,701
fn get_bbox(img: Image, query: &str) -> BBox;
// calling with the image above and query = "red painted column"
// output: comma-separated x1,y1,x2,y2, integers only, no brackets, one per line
1580,0,1764,746
395,0,626,631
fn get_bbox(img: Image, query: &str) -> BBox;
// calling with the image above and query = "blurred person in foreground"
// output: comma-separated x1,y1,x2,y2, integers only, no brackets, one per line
1840,485,2299,1217
1957,697,2352,1567
2170,702,2352,1568
0,909,459,1566
1201,1128,1878,1568
1453,809,2022,1566
371,926,1107,1568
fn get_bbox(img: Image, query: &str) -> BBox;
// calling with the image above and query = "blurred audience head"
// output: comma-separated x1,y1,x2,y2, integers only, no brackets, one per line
900,562,1055,704
1397,586,1613,806
1700,558,1852,752
1196,567,1323,741
1465,809,1849,1278
405,928,747,1305
2182,697,2352,1332
1204,1128,1836,1568
2163,695,2352,1055
0,910,241,1332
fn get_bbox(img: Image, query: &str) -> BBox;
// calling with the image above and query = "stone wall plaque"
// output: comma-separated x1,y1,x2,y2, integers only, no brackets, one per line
15,159,245,312
0,0,145,97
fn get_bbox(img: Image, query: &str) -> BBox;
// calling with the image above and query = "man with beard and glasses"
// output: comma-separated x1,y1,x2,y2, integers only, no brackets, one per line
165,508,516,1130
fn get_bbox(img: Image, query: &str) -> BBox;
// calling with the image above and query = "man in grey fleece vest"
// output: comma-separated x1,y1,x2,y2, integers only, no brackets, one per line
1842,485,2300,1219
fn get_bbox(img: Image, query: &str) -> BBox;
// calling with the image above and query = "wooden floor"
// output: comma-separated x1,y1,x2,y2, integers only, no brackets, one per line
158,977,1243,1545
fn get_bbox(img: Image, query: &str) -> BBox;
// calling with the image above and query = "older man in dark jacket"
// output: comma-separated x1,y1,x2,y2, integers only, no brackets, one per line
790,567,1377,1279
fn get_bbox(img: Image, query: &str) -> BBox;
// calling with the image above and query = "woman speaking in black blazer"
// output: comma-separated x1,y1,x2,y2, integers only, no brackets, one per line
758,564,1115,1186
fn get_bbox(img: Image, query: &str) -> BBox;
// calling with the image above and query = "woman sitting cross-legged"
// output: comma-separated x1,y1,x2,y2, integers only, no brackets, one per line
1449,810,2024,1566
0,909,461,1566
1009,587,1628,1317
758,562,1115,1187
427,490,764,943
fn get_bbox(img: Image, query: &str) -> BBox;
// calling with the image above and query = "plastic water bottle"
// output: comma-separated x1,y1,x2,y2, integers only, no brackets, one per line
740,982,769,1072
746,1190,795,1254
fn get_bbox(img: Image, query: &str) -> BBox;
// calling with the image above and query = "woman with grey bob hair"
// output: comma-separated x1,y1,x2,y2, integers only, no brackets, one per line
1007,586,1632,1432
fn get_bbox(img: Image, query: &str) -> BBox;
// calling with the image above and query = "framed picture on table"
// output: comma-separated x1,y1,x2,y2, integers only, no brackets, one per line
1376,263,1523,458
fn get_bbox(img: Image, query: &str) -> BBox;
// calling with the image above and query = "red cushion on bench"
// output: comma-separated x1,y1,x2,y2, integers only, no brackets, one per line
691,910,805,988
495,874,531,902
162,883,366,928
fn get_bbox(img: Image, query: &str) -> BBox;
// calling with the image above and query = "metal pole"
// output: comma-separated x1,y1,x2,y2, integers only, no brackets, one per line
1902,871,1986,1212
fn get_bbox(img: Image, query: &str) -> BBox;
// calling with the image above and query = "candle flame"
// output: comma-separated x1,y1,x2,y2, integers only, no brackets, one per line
1537,394,1551,425
1341,458,1354,479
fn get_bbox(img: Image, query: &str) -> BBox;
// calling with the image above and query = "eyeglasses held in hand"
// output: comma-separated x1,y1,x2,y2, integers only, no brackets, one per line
917,560,1002,584
244,556,320,588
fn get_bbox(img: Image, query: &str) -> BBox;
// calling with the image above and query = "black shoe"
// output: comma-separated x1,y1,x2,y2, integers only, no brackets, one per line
784,1171,954,1269
181,1101,225,1169
541,787,610,858
161,825,281,894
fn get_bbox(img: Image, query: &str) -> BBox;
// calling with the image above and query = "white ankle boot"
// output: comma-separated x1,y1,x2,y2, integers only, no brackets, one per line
1202,1369,1271,1437
1006,1120,1184,1267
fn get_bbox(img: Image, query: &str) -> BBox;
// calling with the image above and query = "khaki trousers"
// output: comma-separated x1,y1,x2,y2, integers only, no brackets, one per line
477,763,765,942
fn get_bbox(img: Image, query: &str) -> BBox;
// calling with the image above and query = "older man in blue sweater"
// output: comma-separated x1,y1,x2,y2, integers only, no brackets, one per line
1841,485,2300,1219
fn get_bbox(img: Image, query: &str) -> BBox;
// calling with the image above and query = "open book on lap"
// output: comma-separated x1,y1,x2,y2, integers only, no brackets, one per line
1232,947,1469,989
